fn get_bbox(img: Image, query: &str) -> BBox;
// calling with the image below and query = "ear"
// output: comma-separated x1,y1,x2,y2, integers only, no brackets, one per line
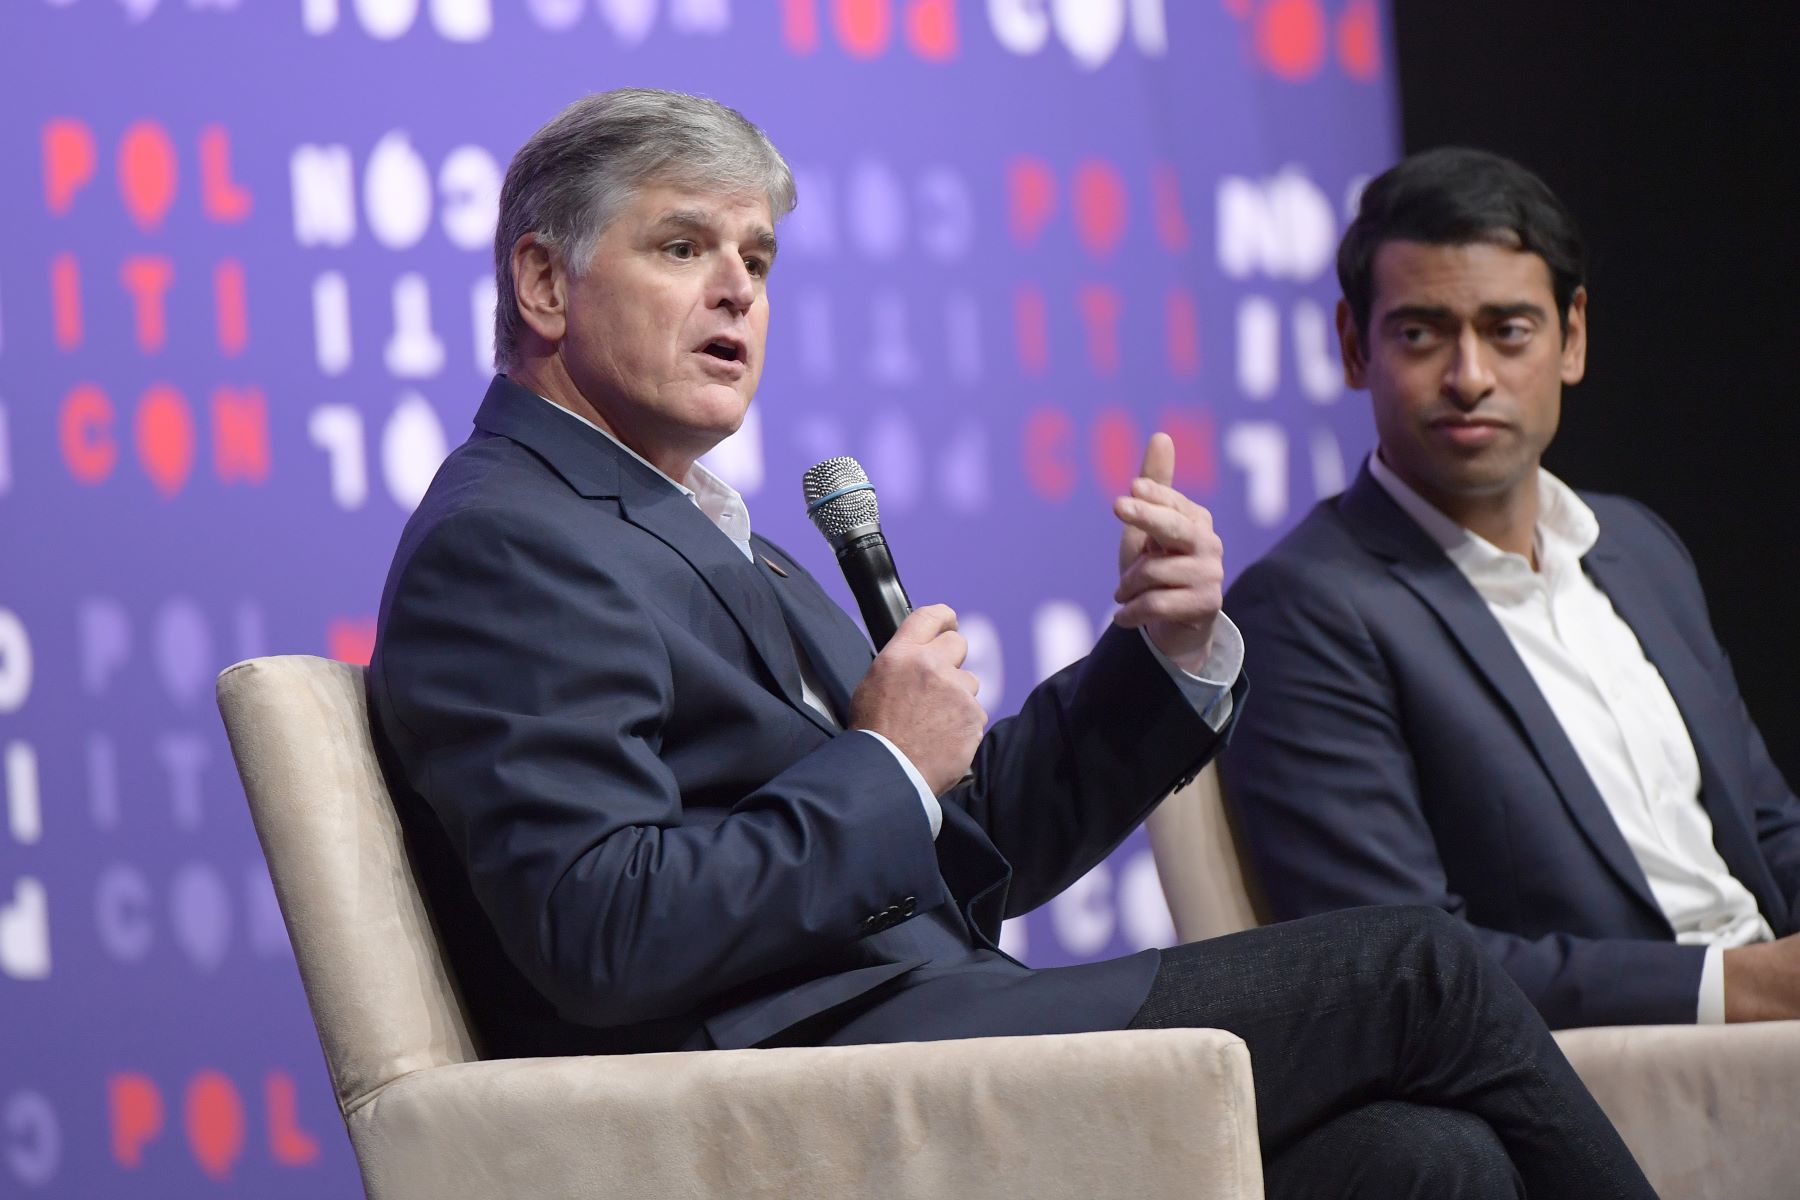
1560,286,1588,386
510,233,567,347
1336,298,1368,389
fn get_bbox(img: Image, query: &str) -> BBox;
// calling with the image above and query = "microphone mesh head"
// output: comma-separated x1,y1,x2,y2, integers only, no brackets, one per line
802,456,881,544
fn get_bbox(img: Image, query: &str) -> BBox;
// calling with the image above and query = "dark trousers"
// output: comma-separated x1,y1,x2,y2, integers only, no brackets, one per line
1128,906,1654,1200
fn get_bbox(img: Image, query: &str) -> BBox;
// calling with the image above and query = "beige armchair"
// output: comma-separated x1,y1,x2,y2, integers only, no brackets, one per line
1146,765,1800,1200
217,655,1264,1200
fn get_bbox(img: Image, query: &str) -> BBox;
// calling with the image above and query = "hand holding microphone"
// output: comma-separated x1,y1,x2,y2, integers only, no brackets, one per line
804,456,984,795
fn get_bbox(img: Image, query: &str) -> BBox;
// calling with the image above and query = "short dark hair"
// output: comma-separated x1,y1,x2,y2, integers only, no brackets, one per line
1337,147,1587,336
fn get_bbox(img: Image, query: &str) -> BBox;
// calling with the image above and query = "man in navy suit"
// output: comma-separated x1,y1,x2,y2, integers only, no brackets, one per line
1222,146,1800,1031
369,93,1656,1197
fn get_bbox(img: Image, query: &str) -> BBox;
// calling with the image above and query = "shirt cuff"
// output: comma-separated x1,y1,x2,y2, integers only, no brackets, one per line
1139,611,1245,733
1697,943,1726,1024
858,729,943,840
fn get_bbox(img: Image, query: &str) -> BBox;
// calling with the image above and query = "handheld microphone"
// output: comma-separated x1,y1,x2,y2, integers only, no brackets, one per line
802,456,911,649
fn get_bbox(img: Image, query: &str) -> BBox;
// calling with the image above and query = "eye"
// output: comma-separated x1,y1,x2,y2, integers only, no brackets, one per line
664,241,697,261
743,255,770,279
1397,324,1438,349
1494,320,1533,343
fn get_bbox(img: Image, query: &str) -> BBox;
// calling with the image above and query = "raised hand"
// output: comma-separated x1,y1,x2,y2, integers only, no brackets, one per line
1113,433,1225,663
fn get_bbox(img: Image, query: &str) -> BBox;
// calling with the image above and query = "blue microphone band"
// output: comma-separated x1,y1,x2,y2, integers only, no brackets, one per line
804,481,876,515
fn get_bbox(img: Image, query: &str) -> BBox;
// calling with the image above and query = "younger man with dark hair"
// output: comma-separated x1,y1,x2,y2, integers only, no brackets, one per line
1223,147,1800,1030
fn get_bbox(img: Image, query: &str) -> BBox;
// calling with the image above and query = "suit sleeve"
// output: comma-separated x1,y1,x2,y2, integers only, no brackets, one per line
951,622,1238,918
1630,500,1800,917
1220,555,1707,1029
373,504,946,1030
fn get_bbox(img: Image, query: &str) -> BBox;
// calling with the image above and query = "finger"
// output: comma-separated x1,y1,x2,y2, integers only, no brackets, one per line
957,667,981,697
1113,586,1218,630
889,603,958,646
928,630,970,668
1129,477,1209,526
1114,554,1214,604
1138,431,1175,488
1114,496,1197,553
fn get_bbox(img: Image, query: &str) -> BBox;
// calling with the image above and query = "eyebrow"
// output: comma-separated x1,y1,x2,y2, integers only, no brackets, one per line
652,209,779,256
1380,302,1549,326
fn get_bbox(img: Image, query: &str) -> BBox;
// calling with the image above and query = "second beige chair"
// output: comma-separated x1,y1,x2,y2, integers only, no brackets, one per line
1146,765,1800,1200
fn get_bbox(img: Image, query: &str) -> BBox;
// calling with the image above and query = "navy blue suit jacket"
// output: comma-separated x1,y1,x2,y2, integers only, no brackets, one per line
368,376,1230,1057
1220,463,1800,1028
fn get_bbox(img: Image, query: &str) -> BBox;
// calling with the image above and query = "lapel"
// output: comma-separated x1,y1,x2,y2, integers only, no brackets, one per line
751,538,874,727
473,376,831,736
1336,465,1668,926
1582,527,1787,926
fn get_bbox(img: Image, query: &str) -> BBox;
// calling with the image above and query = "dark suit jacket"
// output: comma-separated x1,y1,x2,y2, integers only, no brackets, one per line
368,376,1231,1057
1220,462,1800,1029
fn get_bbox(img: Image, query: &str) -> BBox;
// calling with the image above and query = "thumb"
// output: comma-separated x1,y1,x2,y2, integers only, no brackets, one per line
1138,432,1175,488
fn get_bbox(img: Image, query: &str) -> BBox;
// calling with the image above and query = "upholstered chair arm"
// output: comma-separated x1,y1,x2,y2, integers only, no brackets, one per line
347,1029,1262,1200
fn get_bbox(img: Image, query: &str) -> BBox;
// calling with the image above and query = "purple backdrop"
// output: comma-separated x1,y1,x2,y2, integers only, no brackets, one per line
0,1,1396,1192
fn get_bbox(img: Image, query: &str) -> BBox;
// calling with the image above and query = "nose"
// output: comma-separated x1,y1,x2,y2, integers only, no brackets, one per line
1442,326,1496,409
709,252,756,316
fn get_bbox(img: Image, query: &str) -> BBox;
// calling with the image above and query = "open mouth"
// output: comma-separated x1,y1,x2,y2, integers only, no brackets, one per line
701,340,743,363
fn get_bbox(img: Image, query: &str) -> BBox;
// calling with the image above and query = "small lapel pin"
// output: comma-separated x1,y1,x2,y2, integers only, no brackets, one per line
761,555,789,578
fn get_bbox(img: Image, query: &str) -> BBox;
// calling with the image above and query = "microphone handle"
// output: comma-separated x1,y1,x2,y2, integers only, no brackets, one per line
836,531,912,649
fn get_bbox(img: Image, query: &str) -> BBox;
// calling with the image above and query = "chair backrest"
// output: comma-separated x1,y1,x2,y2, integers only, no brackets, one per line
1145,764,1270,943
217,655,478,1116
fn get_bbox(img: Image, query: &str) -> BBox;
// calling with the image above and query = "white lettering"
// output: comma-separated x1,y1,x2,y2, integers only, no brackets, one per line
1236,295,1279,399
365,133,433,251
1225,420,1289,528
308,404,368,509
439,145,501,250
0,878,50,980
382,391,448,510
385,274,446,377
290,145,357,247
312,272,353,374
0,610,29,714
5,743,41,846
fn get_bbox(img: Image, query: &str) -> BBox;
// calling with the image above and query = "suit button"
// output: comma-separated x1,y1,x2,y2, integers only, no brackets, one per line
899,896,917,916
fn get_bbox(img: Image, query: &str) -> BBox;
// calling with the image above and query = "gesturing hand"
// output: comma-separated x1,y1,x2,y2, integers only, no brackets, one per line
1112,433,1225,664
849,604,987,797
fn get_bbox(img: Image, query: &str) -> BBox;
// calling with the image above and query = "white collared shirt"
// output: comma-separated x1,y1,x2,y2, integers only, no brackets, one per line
1370,453,1772,1022
538,394,1242,842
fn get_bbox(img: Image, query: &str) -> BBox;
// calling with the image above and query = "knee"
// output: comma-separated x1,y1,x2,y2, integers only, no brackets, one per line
1353,1104,1520,1199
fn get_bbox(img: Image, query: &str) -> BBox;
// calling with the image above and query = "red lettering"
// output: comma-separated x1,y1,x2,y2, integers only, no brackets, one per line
1165,287,1200,379
1158,407,1218,495
1151,162,1189,251
1014,285,1049,375
215,259,249,355
1072,159,1127,258
833,0,890,58
264,1072,322,1166
199,125,253,222
134,384,196,497
212,386,270,483
50,253,82,350
109,1073,165,1167
904,0,957,60
1337,0,1381,81
328,618,377,666
1006,157,1056,247
184,1070,246,1182
1092,407,1140,497
1078,285,1123,375
42,118,96,216
61,384,116,483
779,0,820,52
120,255,175,352
1023,407,1077,502
119,120,179,232
1255,0,1327,81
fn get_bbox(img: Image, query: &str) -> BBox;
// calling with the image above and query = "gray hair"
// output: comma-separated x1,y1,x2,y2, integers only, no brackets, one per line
492,88,797,370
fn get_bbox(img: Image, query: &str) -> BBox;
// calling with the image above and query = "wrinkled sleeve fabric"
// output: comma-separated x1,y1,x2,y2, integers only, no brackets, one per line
1220,554,1707,1029
948,622,1241,919
374,504,946,1030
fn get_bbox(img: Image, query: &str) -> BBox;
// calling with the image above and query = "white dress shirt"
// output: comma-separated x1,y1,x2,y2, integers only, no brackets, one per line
538,395,1243,841
1370,453,1772,1022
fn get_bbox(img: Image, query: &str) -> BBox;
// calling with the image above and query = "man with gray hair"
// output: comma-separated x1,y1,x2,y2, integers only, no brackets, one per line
368,88,1656,1198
